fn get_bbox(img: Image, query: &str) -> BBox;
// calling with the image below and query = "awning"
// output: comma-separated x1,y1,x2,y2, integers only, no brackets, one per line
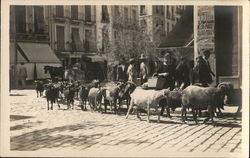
17,42,61,63
158,6,194,48
10,42,27,64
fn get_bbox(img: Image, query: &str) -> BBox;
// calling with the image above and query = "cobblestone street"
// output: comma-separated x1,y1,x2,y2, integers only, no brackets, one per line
9,89,242,156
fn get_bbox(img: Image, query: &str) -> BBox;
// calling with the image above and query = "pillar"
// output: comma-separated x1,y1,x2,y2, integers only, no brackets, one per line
194,6,216,86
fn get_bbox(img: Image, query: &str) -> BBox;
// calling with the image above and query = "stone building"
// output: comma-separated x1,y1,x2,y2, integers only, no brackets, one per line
96,5,139,62
48,5,97,66
9,6,61,80
194,6,242,90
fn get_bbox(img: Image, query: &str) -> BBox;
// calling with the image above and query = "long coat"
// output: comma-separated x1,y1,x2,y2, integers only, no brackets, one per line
193,58,213,87
117,64,127,82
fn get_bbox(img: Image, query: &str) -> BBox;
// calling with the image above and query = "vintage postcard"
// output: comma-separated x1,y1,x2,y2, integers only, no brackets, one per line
1,0,249,157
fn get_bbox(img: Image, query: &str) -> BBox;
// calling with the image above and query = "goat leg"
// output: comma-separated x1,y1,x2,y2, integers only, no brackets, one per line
181,106,186,122
157,107,161,123
166,106,172,119
147,105,150,123
125,103,133,119
47,101,50,110
192,108,198,124
51,102,53,110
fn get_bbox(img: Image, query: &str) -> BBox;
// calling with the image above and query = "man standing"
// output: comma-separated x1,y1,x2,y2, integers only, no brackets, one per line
127,58,138,85
117,57,127,82
155,52,176,90
139,54,148,85
194,50,215,87
17,62,27,89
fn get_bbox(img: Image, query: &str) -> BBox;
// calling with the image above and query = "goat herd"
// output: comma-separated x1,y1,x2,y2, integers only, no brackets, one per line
35,79,233,126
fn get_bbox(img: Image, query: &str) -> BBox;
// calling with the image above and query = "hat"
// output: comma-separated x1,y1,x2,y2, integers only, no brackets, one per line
203,50,210,55
164,52,171,59
139,54,146,60
129,58,135,64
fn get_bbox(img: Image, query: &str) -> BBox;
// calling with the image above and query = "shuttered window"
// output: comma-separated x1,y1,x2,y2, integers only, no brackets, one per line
85,6,91,22
72,28,83,51
15,6,26,33
34,6,45,33
56,6,64,18
124,8,128,23
56,26,65,50
101,6,109,22
71,6,78,19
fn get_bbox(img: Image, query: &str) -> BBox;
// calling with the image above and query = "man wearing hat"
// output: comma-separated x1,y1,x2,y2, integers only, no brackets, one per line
155,52,176,90
127,58,138,84
139,54,148,85
193,50,215,87
117,57,127,82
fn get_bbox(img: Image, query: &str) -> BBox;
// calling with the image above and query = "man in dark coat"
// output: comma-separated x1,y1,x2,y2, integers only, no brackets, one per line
175,56,190,90
117,58,127,82
194,50,215,87
155,52,176,90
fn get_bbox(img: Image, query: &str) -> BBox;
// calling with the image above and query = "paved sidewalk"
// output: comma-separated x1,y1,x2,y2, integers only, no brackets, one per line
9,89,242,156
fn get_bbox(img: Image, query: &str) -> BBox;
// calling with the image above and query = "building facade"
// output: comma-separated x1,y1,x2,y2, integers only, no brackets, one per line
9,6,61,80
138,5,186,46
96,5,139,62
48,5,97,66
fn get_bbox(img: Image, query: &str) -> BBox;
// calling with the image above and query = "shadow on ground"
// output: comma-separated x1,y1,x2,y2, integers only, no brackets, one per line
10,115,33,121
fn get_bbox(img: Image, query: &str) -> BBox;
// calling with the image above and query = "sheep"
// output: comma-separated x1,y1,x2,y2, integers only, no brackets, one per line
163,88,182,118
181,83,232,125
125,87,170,123
34,80,45,97
88,87,105,112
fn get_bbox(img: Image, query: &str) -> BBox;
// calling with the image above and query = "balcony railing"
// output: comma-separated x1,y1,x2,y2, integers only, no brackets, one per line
176,8,184,14
10,33,49,43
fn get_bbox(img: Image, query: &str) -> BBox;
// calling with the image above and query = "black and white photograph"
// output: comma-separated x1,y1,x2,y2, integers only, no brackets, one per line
1,1,249,157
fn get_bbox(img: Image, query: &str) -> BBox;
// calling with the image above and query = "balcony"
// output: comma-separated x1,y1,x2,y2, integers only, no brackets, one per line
176,8,184,15
10,33,49,43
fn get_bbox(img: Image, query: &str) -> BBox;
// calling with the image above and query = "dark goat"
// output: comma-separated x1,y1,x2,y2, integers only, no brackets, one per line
63,84,77,109
118,82,137,110
79,85,90,110
34,80,45,97
45,83,60,110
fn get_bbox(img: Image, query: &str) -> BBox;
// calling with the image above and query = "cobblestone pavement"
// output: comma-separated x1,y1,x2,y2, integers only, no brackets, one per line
9,89,242,156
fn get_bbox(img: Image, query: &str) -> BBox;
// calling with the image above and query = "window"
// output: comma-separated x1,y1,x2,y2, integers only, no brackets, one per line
56,6,64,18
72,28,83,51
34,6,45,33
56,25,65,50
124,8,128,23
114,6,120,16
85,6,91,22
101,6,109,22
132,10,136,24
84,29,92,52
15,6,26,33
140,5,146,15
155,6,159,14
71,6,78,19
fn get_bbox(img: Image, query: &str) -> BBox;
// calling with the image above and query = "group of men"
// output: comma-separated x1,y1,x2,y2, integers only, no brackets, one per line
115,49,215,90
